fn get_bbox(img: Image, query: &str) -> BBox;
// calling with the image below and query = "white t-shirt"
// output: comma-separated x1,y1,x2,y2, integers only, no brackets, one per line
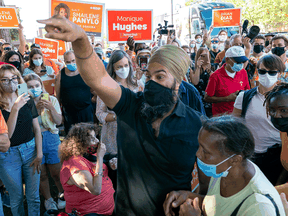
234,88,281,153
37,95,61,134
23,66,55,81
202,161,285,216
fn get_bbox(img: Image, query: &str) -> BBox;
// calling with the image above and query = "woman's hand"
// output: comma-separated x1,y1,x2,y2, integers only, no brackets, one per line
163,191,191,216
196,59,204,69
97,143,106,159
37,15,86,42
135,66,144,80
179,198,201,216
109,157,118,170
30,155,43,174
37,99,54,111
12,94,30,112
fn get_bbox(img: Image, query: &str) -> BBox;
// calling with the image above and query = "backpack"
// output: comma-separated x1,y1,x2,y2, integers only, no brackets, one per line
241,87,258,118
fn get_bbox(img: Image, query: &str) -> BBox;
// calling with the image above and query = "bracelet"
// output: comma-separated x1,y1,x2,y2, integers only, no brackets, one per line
74,46,94,60
94,172,103,177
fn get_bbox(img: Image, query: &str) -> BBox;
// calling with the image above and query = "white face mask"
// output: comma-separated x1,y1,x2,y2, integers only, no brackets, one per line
115,66,130,79
190,44,196,48
259,73,278,88
196,38,202,43
219,35,227,42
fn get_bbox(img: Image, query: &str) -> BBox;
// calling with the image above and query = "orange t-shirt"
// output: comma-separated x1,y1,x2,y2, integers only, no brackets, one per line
0,110,8,134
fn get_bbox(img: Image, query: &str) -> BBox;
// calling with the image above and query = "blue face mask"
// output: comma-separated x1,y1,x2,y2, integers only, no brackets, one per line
28,87,42,98
197,154,235,178
106,53,111,58
212,44,218,50
67,63,77,72
33,59,43,67
231,62,244,72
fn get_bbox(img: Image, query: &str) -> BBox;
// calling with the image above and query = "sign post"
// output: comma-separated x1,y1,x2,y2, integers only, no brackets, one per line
212,8,241,28
106,9,153,43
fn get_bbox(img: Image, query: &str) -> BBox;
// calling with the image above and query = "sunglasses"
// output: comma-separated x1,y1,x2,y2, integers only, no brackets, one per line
212,41,219,43
257,69,279,76
4,47,11,51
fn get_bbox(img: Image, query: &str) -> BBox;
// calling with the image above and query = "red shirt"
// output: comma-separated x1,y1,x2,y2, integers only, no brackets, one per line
205,63,250,116
60,156,115,215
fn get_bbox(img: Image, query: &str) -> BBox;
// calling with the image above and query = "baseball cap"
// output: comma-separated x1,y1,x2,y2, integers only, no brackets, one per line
31,43,41,49
225,46,249,63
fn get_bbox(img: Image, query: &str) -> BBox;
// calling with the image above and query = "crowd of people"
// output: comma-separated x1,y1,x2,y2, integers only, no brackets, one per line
0,11,288,216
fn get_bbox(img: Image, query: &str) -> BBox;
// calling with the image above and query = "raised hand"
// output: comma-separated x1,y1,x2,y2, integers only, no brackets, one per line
37,15,86,42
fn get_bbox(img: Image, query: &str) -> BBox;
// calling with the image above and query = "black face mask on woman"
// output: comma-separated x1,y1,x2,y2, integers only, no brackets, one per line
271,117,288,132
272,47,286,57
141,80,177,123
8,61,20,70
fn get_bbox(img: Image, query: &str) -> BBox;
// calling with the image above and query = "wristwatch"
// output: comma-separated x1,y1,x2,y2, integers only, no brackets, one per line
94,172,103,177
113,114,116,120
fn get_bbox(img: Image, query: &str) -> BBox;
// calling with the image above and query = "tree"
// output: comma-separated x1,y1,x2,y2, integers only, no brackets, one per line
0,0,11,43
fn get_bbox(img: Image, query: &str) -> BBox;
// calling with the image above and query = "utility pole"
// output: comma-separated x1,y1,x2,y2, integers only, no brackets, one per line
0,0,11,43
171,0,174,25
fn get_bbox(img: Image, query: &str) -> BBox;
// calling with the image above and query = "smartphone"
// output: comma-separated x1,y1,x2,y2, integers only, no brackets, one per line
200,54,209,65
41,93,49,101
139,56,148,71
170,29,175,38
17,83,28,96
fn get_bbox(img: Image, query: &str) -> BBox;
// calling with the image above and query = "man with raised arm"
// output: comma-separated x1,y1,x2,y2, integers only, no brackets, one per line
38,16,203,216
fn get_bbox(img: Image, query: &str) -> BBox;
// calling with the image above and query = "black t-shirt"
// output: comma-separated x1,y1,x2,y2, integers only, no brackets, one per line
209,50,221,63
2,98,38,147
112,86,203,216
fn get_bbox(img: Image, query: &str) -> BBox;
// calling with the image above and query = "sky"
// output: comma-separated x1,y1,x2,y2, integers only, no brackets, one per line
7,0,185,39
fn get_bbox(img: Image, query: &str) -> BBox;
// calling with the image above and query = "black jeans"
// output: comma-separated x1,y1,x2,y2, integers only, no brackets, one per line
252,144,283,185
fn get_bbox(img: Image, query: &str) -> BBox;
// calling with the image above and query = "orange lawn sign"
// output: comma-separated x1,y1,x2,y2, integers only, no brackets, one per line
50,0,104,37
107,10,153,43
212,8,241,28
0,7,19,28
34,38,59,60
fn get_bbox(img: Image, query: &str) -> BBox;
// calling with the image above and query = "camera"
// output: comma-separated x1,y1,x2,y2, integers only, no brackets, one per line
158,20,174,35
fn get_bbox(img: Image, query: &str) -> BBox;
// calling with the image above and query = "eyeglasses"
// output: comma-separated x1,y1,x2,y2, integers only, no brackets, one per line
1,77,18,84
3,47,11,51
257,69,279,76
212,41,219,44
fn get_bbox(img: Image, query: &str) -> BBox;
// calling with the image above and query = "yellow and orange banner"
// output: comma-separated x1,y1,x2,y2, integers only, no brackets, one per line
50,0,104,37
213,8,241,28
0,7,19,28
34,37,59,60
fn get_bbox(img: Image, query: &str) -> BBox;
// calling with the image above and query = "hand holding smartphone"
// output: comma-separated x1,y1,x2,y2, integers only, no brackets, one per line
17,83,28,96
41,93,49,101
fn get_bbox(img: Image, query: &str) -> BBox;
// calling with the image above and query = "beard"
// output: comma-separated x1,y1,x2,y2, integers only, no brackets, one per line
140,80,178,123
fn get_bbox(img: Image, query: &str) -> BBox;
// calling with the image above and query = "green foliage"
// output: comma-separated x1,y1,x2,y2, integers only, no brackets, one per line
185,0,288,32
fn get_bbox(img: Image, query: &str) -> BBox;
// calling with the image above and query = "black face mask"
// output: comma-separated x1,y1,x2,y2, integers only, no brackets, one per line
8,61,20,70
272,47,286,57
253,45,264,54
265,40,270,47
141,80,177,123
271,117,288,132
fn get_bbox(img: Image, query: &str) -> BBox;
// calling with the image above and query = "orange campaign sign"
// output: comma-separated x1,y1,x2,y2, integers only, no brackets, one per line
107,10,153,43
212,8,241,28
50,0,104,37
34,38,59,60
0,7,19,29
58,40,66,56
191,162,199,192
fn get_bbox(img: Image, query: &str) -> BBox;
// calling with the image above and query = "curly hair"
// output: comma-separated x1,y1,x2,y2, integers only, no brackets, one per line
264,82,288,117
59,123,99,163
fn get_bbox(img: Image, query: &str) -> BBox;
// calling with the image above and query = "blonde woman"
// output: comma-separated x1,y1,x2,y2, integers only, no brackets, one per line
0,64,42,215
24,73,65,211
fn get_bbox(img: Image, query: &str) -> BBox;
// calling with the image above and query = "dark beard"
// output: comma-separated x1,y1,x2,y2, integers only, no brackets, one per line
140,81,177,123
